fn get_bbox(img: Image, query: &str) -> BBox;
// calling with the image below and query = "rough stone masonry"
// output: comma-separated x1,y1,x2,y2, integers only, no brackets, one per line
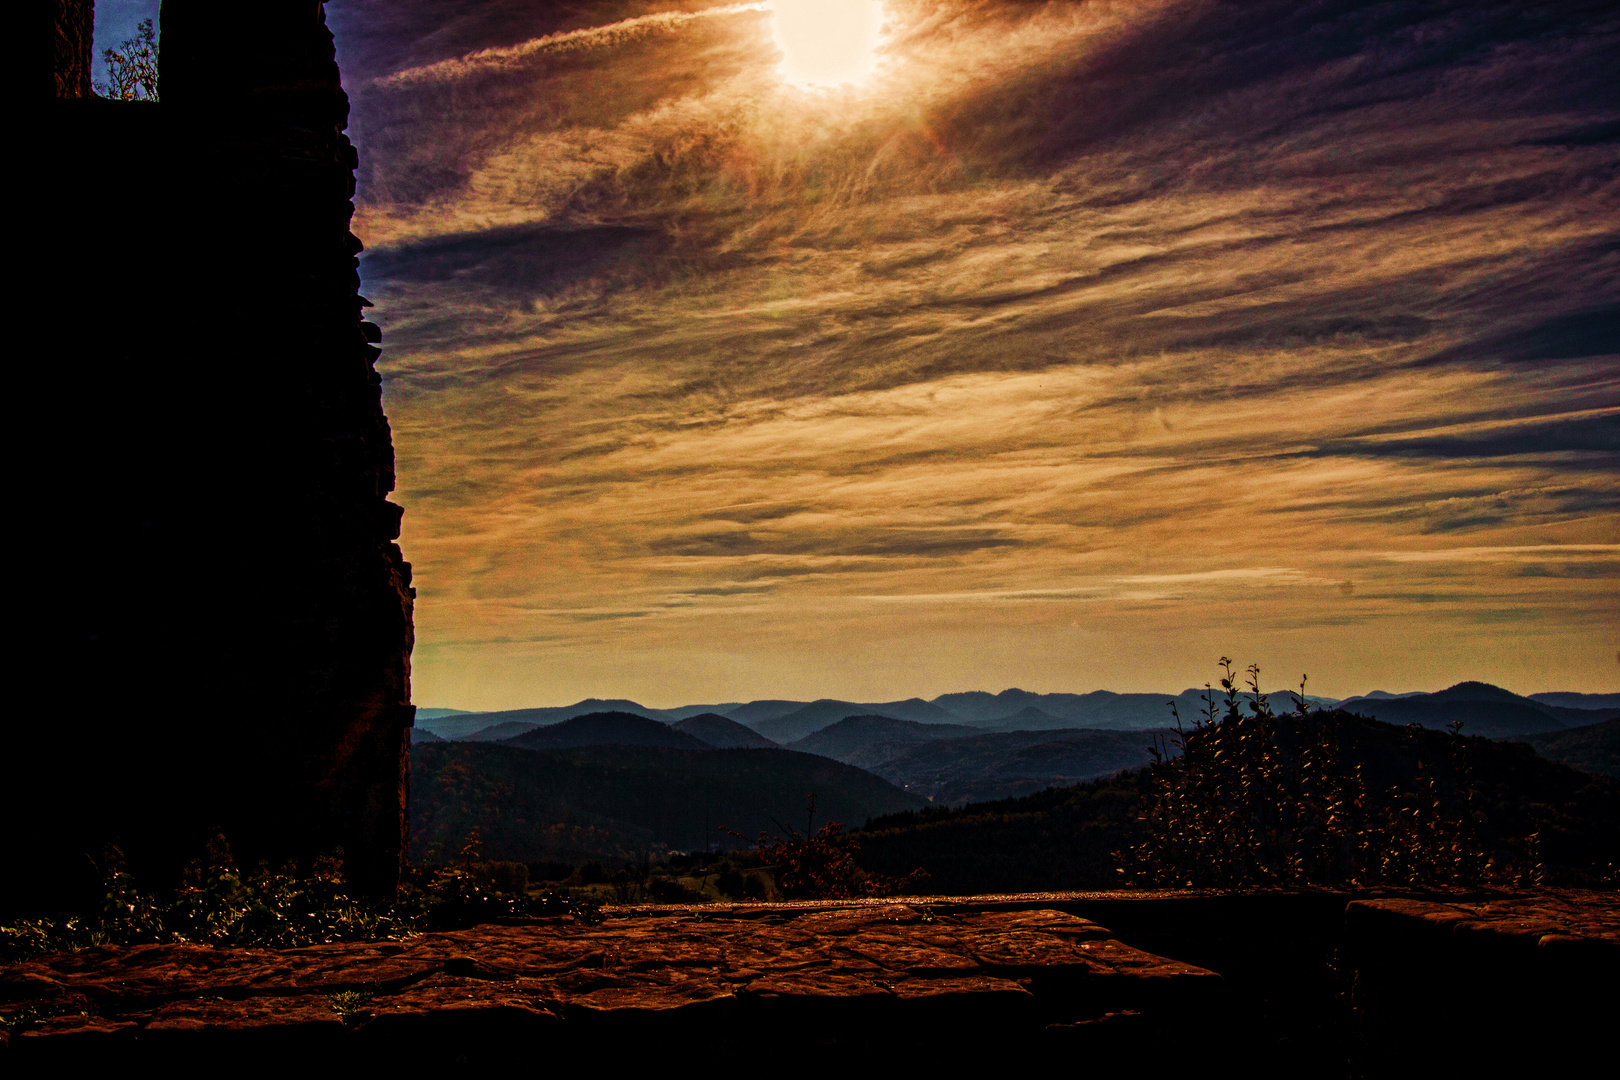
12,1,415,908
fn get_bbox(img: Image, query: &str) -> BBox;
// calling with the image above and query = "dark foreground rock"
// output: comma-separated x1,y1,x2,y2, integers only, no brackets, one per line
1,902,1218,1067
1347,894,1618,1077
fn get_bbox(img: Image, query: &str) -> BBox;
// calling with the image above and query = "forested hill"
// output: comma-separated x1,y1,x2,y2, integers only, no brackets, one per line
410,742,923,865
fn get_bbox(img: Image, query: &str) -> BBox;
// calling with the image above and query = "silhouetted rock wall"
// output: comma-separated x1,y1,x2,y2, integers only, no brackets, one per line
52,0,93,98
1347,896,1617,1076
9,2,413,909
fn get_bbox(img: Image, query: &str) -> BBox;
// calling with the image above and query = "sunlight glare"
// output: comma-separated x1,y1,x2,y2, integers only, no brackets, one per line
769,0,885,88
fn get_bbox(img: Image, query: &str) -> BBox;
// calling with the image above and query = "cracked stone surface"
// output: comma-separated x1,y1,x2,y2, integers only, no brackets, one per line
1,903,1218,1061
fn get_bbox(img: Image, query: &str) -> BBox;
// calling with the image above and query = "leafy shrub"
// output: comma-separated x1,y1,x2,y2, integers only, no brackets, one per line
416,831,601,930
742,870,772,901
94,18,159,101
0,831,601,965
1126,659,1497,887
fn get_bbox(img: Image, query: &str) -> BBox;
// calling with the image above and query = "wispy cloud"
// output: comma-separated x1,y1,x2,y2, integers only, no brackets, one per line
325,0,1620,706
1378,545,1620,563
375,4,770,89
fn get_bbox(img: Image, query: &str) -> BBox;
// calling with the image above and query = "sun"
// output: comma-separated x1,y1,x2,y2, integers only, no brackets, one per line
769,0,886,88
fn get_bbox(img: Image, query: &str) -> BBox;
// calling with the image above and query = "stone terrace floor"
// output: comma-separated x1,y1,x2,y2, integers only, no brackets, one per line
3,890,1615,1069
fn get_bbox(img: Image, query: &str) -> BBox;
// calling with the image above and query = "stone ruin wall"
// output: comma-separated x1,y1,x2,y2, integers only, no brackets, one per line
9,1,414,907
51,0,93,98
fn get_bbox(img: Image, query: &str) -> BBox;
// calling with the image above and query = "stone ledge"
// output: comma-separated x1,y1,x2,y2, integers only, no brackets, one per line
1346,894,1619,951
1,902,1220,1065
1345,893,1617,1076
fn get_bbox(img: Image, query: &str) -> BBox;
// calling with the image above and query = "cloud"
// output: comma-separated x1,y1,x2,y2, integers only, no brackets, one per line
1377,545,1620,563
322,0,1620,705
374,4,770,89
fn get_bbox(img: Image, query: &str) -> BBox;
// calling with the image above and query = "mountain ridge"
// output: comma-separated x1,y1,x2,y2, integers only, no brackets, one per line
414,683,1615,743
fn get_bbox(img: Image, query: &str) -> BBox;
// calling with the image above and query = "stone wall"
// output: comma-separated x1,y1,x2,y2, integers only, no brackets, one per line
52,0,93,98
8,1,414,909
3,892,1614,1070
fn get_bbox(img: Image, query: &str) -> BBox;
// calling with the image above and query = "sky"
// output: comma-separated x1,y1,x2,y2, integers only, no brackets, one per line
324,0,1619,709
92,0,161,86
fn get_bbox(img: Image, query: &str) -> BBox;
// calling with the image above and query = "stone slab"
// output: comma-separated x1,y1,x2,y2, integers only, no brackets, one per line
1345,893,1618,1076
1,901,1219,1063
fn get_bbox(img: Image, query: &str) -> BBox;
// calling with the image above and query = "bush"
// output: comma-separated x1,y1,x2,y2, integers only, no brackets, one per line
742,870,773,901
1125,659,1496,888
94,18,159,101
0,831,601,964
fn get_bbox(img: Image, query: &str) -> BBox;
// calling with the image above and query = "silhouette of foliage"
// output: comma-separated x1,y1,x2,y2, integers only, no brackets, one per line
0,831,600,964
860,662,1617,893
95,18,159,101
1126,660,1499,887
727,796,927,900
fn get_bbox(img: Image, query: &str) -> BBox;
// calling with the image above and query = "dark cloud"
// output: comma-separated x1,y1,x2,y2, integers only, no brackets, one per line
646,525,1021,558
1314,412,1619,459
1421,305,1620,367
362,223,669,297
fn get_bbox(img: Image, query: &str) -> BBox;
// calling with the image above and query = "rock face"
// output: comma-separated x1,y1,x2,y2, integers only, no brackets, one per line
0,902,1220,1065
12,2,414,907
51,0,92,98
1347,895,1618,1076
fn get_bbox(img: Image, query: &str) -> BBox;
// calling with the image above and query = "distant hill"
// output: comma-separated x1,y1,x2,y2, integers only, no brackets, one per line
661,703,744,721
414,707,472,720
415,699,669,739
788,716,974,771
931,687,1338,730
672,713,778,749
930,689,1076,724
858,698,963,725
755,701,903,744
504,712,712,752
967,706,1077,732
415,713,522,740
461,720,542,742
787,718,1172,803
728,698,961,738
1516,718,1620,779
866,728,1175,804
410,742,925,863
723,700,808,727
1530,692,1620,711
409,728,444,744
1341,682,1615,738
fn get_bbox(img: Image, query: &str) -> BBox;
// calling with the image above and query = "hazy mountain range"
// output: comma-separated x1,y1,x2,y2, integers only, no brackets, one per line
408,686,1618,863
409,684,1616,807
415,684,1616,744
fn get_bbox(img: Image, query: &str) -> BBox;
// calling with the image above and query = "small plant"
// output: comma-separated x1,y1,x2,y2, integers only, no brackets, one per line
0,830,602,965
95,18,159,101
327,990,373,1026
